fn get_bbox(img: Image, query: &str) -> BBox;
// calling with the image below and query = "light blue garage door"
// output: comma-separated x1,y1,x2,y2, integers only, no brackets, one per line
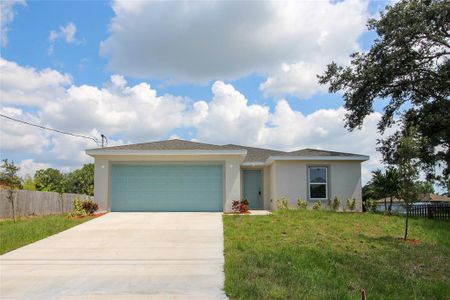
111,164,223,212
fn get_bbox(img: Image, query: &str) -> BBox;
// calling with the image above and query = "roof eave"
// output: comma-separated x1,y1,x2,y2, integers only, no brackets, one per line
266,155,370,164
85,149,248,157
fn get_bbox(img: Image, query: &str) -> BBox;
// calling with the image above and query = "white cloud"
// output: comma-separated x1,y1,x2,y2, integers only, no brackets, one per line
39,75,187,140
100,0,368,97
48,22,83,54
260,62,329,98
17,159,51,178
0,106,50,154
0,0,25,46
189,83,388,184
1,58,385,184
191,81,269,145
0,58,72,106
260,0,367,98
0,58,186,169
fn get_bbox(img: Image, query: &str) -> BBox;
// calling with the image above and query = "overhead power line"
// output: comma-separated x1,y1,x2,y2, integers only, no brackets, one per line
0,113,101,145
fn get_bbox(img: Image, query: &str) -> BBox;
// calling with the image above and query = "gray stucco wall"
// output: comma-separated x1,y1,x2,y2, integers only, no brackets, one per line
271,160,363,211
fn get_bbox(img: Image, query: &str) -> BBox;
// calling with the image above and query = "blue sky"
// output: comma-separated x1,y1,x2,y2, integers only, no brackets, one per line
3,0,386,104
1,0,393,182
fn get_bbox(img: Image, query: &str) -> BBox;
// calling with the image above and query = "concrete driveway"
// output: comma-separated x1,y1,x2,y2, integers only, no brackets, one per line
0,213,228,299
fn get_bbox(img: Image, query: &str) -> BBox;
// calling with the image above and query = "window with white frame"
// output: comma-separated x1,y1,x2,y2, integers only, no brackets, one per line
308,166,328,200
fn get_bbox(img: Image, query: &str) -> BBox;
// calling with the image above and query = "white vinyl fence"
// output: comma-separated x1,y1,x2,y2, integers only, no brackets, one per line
0,190,94,218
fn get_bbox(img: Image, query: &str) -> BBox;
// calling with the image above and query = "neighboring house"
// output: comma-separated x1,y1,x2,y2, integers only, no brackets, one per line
375,198,406,214
375,194,450,214
86,139,369,213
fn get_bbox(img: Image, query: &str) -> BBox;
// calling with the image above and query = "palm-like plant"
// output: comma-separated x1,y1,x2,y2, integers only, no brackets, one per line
371,169,388,211
371,168,400,214
385,168,400,212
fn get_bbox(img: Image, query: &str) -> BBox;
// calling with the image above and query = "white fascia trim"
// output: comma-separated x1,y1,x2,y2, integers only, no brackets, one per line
85,149,248,157
241,161,267,167
266,155,370,163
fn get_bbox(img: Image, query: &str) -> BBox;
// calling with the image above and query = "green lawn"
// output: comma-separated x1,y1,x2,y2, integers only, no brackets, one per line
0,214,93,255
224,210,450,300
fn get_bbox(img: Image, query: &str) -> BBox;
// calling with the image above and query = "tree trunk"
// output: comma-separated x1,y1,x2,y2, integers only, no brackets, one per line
404,204,409,240
384,197,387,213
10,190,16,223
60,194,64,214
388,196,393,213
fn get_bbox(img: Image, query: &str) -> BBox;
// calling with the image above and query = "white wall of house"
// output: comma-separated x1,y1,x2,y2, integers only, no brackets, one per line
270,160,363,211
269,163,277,211
263,166,271,210
93,154,242,212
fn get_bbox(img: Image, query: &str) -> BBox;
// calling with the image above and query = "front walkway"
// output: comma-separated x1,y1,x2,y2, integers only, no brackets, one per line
0,213,228,299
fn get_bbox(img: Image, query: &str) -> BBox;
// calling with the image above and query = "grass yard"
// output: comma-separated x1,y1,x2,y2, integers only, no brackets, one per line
0,214,94,254
224,210,450,300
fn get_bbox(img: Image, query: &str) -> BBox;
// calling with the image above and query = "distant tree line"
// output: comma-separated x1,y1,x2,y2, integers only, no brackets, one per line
19,164,94,196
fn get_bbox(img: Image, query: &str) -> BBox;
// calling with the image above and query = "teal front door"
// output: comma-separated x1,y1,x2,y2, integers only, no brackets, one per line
243,170,263,209
111,164,223,212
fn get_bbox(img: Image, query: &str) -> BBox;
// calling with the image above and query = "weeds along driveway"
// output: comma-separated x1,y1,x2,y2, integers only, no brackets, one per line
0,212,228,300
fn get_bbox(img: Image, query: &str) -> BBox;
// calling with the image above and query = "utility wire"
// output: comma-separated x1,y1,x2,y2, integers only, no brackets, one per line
0,113,100,145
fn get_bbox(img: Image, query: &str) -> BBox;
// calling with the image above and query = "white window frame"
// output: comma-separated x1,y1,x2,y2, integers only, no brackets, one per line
308,166,328,200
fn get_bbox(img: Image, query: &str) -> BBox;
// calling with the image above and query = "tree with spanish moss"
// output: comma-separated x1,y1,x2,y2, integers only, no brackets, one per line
318,0,450,190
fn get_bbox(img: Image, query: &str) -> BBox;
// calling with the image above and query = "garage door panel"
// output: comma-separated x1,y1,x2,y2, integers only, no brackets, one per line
111,164,223,211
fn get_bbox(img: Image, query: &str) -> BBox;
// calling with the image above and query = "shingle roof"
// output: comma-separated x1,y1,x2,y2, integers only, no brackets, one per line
98,139,228,151
221,144,286,162
375,194,450,203
92,139,366,162
422,193,450,202
285,148,364,157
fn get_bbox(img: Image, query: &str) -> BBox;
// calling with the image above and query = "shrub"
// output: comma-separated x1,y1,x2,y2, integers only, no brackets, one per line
240,203,249,213
232,200,241,213
364,199,377,213
312,201,322,210
231,199,249,213
71,198,98,217
296,197,307,209
331,196,341,211
240,198,249,213
346,198,356,211
277,197,289,210
82,199,98,215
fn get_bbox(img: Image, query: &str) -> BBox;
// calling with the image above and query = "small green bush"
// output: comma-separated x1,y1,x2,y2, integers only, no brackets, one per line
346,198,356,211
330,196,341,211
277,197,289,210
364,199,377,213
71,198,98,216
296,197,307,209
312,201,322,210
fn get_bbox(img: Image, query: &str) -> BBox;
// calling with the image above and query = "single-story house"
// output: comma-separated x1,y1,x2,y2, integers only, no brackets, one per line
86,139,369,212
376,194,450,214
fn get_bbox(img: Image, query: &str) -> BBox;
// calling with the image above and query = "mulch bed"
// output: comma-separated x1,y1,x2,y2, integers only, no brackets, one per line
224,211,252,215
397,237,421,245
67,212,108,220
92,212,107,218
